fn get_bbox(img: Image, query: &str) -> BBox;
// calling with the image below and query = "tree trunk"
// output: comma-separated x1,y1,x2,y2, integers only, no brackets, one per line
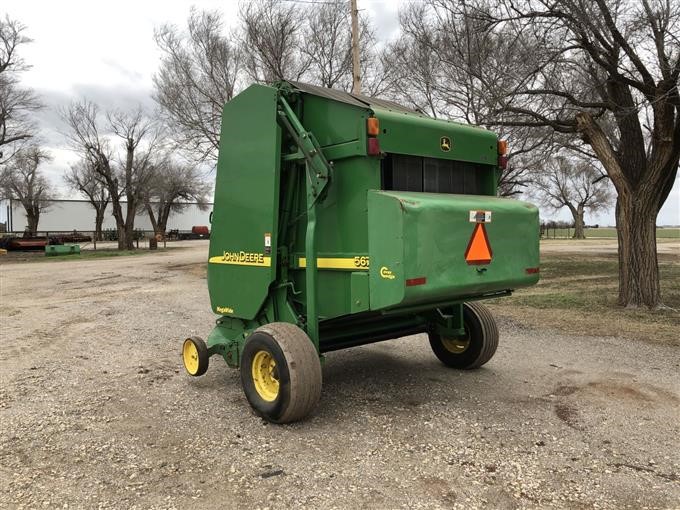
158,203,172,239
575,112,667,309
146,203,159,237
94,208,105,242
615,193,660,308
110,199,127,250
573,205,585,239
123,222,135,250
122,197,136,250
25,211,39,236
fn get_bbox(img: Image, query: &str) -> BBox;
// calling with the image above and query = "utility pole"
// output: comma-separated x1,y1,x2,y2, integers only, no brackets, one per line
350,0,361,95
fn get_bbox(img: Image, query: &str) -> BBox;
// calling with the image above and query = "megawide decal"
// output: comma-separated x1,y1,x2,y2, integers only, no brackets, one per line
208,251,271,267
379,266,396,280
298,256,369,270
216,306,234,314
440,136,451,152
464,223,493,265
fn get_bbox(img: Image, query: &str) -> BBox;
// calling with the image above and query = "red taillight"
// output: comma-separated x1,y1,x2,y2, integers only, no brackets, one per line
525,267,539,274
498,155,508,169
367,137,381,156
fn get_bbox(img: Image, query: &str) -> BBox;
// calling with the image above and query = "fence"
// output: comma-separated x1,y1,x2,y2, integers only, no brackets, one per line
0,229,211,251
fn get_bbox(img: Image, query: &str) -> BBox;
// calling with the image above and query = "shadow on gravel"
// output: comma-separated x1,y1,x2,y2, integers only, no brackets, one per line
317,345,500,417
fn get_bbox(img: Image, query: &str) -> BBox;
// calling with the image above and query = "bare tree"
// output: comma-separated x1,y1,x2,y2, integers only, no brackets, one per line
1,146,53,234
64,159,110,241
302,2,384,95
532,156,614,239
385,4,544,196
0,16,41,162
470,0,678,308
401,0,680,308
239,0,310,84
154,9,243,163
143,158,211,237
62,100,160,250
301,0,353,89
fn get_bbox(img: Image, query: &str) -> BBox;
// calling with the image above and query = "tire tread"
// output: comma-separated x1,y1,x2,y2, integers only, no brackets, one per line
256,322,322,423
464,302,499,369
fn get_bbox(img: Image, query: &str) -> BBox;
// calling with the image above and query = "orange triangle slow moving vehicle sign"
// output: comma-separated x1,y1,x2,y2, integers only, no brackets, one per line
465,223,493,265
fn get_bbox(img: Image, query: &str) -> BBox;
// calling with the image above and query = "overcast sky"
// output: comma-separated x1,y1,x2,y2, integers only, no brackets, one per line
2,0,679,226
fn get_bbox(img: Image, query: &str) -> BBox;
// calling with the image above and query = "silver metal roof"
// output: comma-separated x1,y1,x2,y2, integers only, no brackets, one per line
287,81,421,115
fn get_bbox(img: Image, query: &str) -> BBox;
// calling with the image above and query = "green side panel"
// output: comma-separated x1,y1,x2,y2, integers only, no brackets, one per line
298,93,368,155
208,84,282,320
367,191,540,310
375,108,497,166
350,272,370,313
290,151,381,320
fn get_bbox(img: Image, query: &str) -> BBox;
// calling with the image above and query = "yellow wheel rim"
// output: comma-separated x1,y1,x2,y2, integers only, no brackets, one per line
441,335,470,354
251,350,279,402
183,339,200,375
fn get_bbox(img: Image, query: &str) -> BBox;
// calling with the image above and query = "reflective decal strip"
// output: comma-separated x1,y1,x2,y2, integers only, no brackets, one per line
298,257,369,270
406,277,427,287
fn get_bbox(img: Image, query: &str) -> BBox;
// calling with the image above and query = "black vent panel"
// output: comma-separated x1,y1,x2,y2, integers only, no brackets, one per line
382,154,488,195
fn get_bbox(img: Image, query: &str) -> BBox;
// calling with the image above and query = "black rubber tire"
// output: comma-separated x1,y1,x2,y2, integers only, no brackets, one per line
240,322,322,423
428,302,499,369
182,336,209,376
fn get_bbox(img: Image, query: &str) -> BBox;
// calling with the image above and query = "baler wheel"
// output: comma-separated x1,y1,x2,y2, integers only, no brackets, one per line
241,322,322,423
428,302,499,369
182,336,209,376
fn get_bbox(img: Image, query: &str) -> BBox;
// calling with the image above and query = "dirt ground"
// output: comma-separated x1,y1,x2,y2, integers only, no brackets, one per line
1,241,679,509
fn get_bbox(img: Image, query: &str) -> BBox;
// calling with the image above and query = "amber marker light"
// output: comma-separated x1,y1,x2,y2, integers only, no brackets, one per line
498,139,508,155
367,117,380,136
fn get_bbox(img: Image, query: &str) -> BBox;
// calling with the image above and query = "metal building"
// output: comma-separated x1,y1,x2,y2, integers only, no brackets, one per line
0,198,212,233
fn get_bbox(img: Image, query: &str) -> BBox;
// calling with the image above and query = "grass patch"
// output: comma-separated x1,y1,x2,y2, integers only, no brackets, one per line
1,247,180,263
488,252,680,345
542,227,679,239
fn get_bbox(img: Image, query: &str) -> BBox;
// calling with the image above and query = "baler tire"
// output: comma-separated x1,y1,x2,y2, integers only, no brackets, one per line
182,336,209,376
240,322,322,424
428,302,499,369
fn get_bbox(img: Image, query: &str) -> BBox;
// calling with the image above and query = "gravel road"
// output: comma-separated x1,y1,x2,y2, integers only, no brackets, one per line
1,242,678,509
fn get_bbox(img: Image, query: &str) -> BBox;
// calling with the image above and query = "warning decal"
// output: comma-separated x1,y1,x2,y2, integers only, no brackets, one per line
465,223,493,265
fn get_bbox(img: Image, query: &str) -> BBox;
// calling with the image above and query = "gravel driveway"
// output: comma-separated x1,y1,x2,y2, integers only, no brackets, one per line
1,242,678,509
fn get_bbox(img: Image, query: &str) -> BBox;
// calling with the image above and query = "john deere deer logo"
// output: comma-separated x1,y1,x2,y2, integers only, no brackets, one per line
440,136,451,152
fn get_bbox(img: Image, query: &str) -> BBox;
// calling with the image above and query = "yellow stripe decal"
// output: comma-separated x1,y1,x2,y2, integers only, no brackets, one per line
209,255,271,267
298,257,369,270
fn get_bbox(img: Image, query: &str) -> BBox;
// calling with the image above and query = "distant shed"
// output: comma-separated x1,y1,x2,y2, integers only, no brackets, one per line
0,198,212,233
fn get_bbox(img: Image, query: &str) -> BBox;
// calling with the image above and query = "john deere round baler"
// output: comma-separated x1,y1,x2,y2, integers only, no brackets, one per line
181,81,540,423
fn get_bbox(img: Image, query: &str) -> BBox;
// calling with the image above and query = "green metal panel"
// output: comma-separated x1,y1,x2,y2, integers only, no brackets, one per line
45,244,80,256
350,272,370,313
374,108,498,166
207,84,282,320
367,190,540,310
289,155,380,319
298,93,367,153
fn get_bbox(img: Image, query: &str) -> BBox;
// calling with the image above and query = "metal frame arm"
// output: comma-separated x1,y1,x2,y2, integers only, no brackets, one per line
276,94,333,350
